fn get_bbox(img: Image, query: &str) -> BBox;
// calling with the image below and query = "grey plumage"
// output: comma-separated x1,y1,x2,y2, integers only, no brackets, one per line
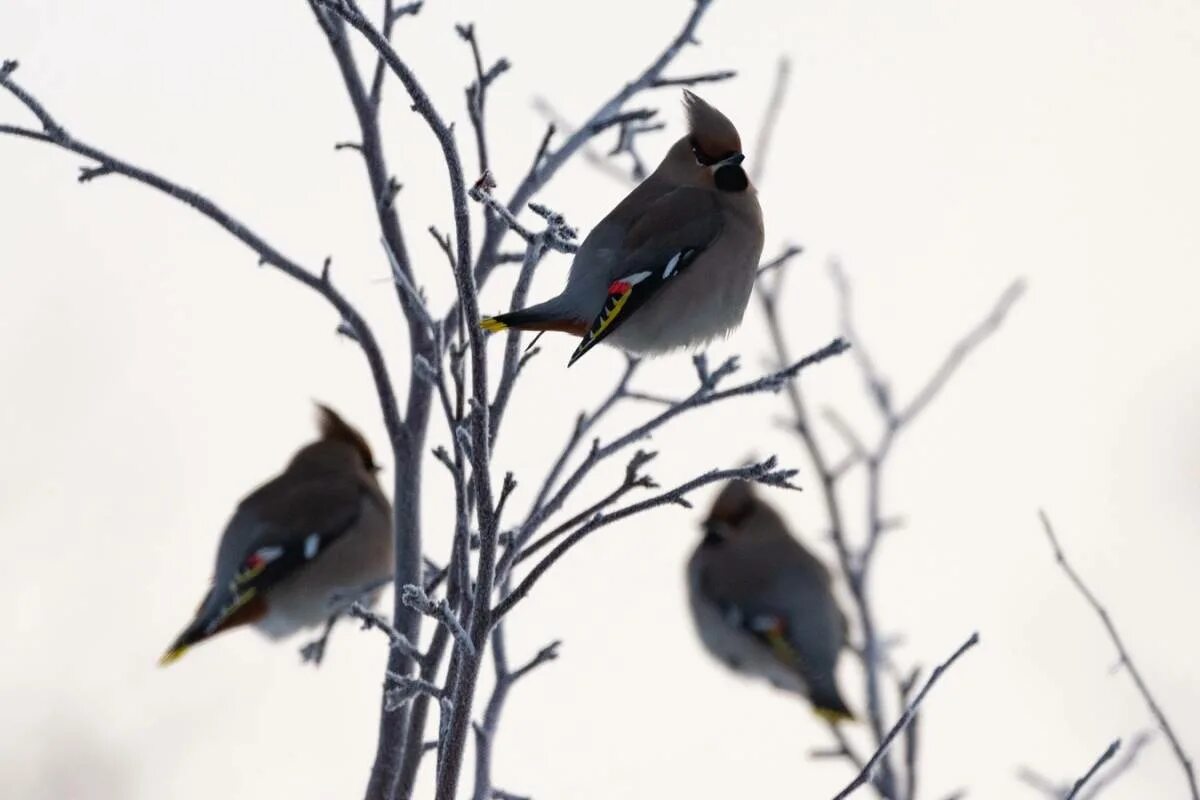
161,405,392,664
687,480,854,721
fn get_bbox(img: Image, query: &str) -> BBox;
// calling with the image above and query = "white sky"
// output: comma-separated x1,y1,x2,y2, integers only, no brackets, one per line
2,1,1198,798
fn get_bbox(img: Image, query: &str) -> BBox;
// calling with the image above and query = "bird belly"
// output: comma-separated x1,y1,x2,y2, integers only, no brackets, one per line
609,235,758,354
256,506,393,639
687,581,810,696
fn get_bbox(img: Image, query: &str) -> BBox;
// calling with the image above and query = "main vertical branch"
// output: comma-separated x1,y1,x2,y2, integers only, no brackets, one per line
307,7,436,797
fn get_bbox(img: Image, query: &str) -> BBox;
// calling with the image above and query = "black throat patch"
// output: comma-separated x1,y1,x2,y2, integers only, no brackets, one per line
715,164,749,192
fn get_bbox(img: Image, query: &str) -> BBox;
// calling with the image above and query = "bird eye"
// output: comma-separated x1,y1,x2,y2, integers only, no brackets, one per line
689,136,716,166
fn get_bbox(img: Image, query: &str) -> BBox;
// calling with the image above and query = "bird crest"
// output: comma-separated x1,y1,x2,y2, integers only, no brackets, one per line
683,89,742,163
315,403,378,472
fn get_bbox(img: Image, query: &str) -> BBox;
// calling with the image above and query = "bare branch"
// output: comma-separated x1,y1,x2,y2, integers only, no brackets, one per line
516,338,846,568
1017,767,1065,797
1040,511,1198,799
395,624,452,798
509,639,562,683
369,0,423,106
1077,732,1155,800
468,183,578,254
467,0,721,298
1021,732,1155,800
401,585,475,658
892,279,1026,429
486,242,546,444
749,57,790,186
492,790,530,800
388,1,423,24
1064,740,1122,800
650,69,737,88
589,107,657,135
494,456,800,621
514,449,658,568
471,631,561,800
385,672,446,710
756,244,803,277
822,407,869,466
456,22,510,177
831,632,981,800
0,59,406,451
349,601,425,662
528,357,642,517
828,258,894,420
531,97,634,187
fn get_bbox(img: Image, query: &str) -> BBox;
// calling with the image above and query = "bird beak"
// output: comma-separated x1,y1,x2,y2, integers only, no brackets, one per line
717,152,745,168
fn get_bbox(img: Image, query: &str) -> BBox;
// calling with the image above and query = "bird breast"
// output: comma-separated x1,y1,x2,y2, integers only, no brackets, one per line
611,200,763,354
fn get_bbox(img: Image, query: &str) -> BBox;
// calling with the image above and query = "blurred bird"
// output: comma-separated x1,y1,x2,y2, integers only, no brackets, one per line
481,90,764,366
687,481,854,722
160,405,392,665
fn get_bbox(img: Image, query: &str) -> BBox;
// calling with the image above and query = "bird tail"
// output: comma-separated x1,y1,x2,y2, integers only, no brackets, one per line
158,588,266,666
810,683,856,724
479,300,586,335
159,616,210,666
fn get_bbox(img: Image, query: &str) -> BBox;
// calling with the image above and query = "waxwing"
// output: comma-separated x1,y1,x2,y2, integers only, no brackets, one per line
161,405,392,664
687,480,854,721
482,90,764,366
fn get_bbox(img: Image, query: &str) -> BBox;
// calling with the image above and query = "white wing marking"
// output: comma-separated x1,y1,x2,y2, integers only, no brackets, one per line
255,545,284,563
663,252,683,278
303,533,320,560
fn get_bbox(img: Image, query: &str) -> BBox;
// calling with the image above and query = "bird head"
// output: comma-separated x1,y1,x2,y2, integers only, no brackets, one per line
286,403,381,475
700,479,759,545
660,90,749,193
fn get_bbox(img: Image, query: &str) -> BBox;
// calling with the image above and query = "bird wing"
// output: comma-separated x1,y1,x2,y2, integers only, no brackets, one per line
706,586,807,672
699,544,841,680
161,474,368,662
568,187,723,365
216,473,368,610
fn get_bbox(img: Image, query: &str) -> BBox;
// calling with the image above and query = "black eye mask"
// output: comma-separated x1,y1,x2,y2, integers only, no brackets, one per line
690,136,740,167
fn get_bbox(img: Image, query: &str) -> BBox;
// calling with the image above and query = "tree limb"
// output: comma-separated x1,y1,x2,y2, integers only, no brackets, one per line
830,633,980,800
1040,511,1198,799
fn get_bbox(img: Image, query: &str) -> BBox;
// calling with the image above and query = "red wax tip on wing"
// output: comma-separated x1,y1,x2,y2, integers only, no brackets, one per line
607,281,632,294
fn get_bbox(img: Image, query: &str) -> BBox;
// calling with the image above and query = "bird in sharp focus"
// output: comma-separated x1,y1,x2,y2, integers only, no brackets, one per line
687,480,855,722
481,90,764,366
160,404,393,665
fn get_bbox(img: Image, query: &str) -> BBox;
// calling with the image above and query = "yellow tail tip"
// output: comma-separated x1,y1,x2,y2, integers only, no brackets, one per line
480,316,507,333
814,706,855,724
158,646,188,667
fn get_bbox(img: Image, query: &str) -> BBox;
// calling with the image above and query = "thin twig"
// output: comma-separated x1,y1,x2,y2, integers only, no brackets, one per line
0,60,405,450
1077,732,1154,800
1040,511,1198,799
464,0,721,306
750,56,790,186
401,585,475,658
831,633,980,800
650,69,736,88
514,450,658,568
494,456,800,621
348,601,425,662
1064,740,1122,800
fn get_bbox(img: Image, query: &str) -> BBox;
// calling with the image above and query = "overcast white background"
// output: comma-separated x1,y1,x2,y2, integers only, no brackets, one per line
2,1,1198,798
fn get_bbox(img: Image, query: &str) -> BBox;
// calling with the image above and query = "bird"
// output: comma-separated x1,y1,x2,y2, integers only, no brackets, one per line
481,90,764,366
160,404,393,665
686,480,854,722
